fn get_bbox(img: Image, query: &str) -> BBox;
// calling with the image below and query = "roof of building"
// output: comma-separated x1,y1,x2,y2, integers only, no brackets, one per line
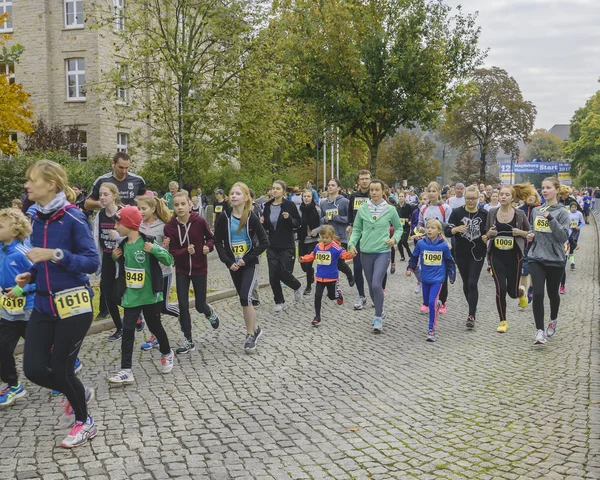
548,124,570,141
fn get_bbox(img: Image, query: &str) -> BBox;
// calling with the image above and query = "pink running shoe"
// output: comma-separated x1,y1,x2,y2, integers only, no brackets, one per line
439,303,447,314
559,285,566,295
419,305,429,314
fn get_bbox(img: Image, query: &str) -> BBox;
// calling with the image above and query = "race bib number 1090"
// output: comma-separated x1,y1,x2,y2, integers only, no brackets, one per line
423,251,443,266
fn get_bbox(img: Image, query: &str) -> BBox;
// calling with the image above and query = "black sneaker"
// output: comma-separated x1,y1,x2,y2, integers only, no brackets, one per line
466,316,475,329
312,316,321,327
303,286,312,296
206,304,220,329
95,311,110,321
176,338,195,355
244,333,257,353
136,317,145,332
107,329,123,342
348,274,355,288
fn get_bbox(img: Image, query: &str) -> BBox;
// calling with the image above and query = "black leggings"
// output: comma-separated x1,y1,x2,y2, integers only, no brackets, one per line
230,263,259,307
101,253,122,330
397,229,411,259
530,262,563,330
338,243,353,281
24,310,92,422
267,248,301,304
161,273,180,317
489,251,522,322
0,319,27,386
299,242,318,287
121,302,170,369
314,281,337,317
176,273,211,339
455,255,485,317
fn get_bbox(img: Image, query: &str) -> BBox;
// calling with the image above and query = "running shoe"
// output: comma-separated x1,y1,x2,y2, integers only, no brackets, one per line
534,329,546,345
294,288,302,302
0,382,26,407
51,390,62,397
466,316,475,329
108,369,135,385
546,319,558,338
559,285,566,295
400,257,406,262
390,263,396,275
107,329,123,342
570,263,575,270
251,287,260,306
95,311,110,321
497,321,508,333
312,316,321,327
60,416,97,449
426,330,437,342
161,349,175,374
336,287,344,305
527,286,533,304
303,286,312,296
60,386,95,426
274,303,286,312
353,296,365,310
372,316,383,333
74,358,82,375
136,316,145,332
244,333,257,353
347,273,355,287
439,303,447,314
206,304,220,329
175,338,195,355
141,336,158,351
419,305,429,314
254,326,263,344
414,283,421,294
518,286,528,309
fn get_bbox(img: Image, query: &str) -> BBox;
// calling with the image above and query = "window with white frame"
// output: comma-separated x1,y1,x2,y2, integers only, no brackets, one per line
64,0,84,28
66,58,86,100
0,0,12,32
116,64,128,103
69,129,88,161
114,0,125,31
1,61,15,85
117,132,129,153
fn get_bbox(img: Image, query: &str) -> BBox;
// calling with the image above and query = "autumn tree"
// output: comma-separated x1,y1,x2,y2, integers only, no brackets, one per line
442,67,536,181
566,90,600,178
0,13,34,154
278,0,484,176
451,149,497,185
525,129,565,162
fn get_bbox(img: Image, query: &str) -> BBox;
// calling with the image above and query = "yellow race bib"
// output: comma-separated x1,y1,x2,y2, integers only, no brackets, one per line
326,208,338,220
214,205,223,213
315,251,332,265
423,251,443,266
125,267,146,289
570,221,578,228
494,237,514,250
534,216,551,232
0,295,26,315
232,241,248,257
354,198,367,210
54,287,92,319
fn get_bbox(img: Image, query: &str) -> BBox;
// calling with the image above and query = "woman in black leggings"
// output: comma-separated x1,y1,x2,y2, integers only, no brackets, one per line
18,160,100,449
298,190,321,295
527,177,571,345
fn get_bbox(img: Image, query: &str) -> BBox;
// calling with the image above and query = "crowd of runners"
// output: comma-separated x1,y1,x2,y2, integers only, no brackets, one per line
0,153,594,448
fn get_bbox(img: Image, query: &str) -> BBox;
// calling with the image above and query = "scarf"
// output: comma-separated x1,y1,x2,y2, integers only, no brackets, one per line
36,192,70,218
367,199,388,220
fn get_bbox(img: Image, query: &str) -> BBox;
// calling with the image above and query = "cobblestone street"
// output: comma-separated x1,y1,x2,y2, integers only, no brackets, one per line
1,221,599,480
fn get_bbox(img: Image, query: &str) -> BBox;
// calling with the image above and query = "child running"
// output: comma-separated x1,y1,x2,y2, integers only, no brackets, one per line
407,219,456,342
0,209,34,406
137,195,181,351
300,225,354,327
108,206,175,384
567,202,584,271
164,191,220,354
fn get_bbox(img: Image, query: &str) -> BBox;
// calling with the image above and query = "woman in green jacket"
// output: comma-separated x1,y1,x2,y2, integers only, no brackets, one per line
348,179,402,333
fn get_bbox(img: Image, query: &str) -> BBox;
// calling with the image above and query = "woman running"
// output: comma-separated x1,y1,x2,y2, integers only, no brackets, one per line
215,182,269,353
348,179,402,333
298,189,321,295
395,191,415,262
18,160,100,448
483,184,533,334
518,190,541,303
445,185,487,329
527,177,570,344
262,180,302,311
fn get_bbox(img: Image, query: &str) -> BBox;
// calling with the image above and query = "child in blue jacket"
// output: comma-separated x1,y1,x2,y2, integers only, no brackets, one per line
407,219,456,342
0,209,35,406
300,225,354,327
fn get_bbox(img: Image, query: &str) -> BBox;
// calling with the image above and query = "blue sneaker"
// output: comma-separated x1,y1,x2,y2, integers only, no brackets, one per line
51,390,62,397
74,358,82,375
206,304,220,329
372,317,383,334
141,336,158,351
0,382,26,407
527,286,533,304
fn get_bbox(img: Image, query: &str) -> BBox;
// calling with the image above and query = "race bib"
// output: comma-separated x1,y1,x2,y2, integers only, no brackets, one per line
354,198,367,210
0,295,25,315
494,237,514,250
570,221,578,228
214,205,223,213
400,218,408,223
423,251,443,266
326,208,338,220
232,241,248,257
125,267,146,289
315,251,332,265
54,287,92,319
534,216,551,232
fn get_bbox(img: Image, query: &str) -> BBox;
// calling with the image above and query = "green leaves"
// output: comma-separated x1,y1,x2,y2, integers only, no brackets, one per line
566,91,600,178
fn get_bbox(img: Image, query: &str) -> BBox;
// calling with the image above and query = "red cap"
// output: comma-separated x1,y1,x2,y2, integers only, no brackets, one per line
115,206,142,231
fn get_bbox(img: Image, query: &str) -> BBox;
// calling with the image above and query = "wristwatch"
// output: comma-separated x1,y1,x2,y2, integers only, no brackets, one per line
53,248,64,261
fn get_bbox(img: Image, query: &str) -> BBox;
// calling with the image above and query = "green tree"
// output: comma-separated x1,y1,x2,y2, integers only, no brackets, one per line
525,128,565,162
566,90,600,178
278,0,484,176
450,149,498,185
378,130,440,187
442,67,536,181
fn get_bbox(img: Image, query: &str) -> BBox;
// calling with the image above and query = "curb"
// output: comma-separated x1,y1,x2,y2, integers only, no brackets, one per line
14,281,271,356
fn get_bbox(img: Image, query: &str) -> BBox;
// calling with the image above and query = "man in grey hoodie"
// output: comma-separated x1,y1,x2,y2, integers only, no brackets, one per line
320,178,355,286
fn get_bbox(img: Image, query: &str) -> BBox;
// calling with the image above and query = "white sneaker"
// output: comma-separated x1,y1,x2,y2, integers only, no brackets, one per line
414,283,421,294
294,288,302,302
108,369,135,385
161,349,175,374
353,296,365,310
274,303,286,312
534,329,546,345
546,319,558,338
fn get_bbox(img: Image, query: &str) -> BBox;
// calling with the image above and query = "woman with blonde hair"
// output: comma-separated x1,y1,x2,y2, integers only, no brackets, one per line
16,160,100,448
215,182,269,353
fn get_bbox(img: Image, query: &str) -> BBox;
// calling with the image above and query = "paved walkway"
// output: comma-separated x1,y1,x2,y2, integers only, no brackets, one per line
2,221,600,479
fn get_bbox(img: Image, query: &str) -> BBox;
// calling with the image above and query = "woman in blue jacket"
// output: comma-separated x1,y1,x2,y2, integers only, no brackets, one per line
16,160,100,449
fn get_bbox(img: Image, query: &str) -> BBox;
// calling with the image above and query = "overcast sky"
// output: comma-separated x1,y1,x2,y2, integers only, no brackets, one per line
443,0,600,130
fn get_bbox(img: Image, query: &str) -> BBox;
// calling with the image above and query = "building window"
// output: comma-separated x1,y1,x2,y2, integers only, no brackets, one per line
0,0,12,32
1,61,15,85
117,133,129,153
114,0,125,31
116,64,128,104
69,129,88,161
64,0,84,29
66,58,86,101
